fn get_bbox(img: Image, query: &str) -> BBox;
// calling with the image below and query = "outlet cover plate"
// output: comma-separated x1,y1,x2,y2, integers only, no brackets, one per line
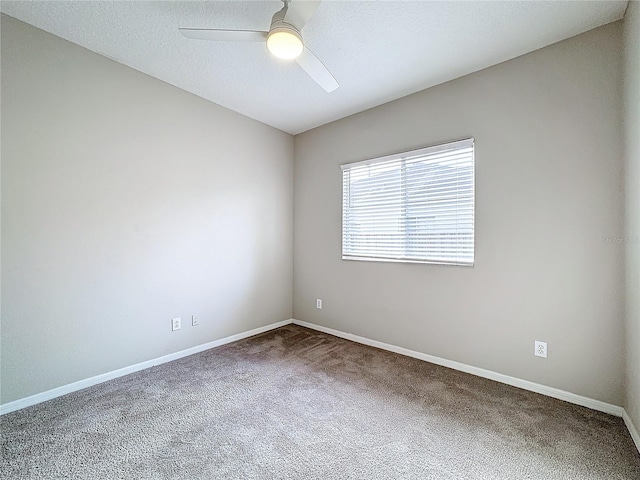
172,317,181,331
534,340,547,358
192,315,199,326
316,299,322,309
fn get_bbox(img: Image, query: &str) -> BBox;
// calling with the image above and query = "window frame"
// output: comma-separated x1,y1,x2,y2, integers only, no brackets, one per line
340,138,475,267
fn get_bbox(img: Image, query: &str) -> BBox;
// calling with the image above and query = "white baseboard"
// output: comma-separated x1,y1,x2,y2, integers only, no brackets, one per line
0,318,294,416
292,319,624,418
623,409,640,454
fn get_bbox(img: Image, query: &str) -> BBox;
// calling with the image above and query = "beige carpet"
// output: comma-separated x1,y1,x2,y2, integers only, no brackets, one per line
1,324,639,479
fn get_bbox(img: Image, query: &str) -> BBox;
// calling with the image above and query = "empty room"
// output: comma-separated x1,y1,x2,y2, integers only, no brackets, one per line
1,0,639,478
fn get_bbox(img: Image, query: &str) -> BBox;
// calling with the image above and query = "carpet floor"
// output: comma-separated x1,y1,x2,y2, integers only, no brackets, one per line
1,324,639,479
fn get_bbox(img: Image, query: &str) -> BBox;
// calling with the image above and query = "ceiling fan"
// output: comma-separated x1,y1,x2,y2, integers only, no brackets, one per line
179,0,338,93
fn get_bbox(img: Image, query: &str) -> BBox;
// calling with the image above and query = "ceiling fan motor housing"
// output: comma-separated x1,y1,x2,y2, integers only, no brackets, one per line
267,4,304,60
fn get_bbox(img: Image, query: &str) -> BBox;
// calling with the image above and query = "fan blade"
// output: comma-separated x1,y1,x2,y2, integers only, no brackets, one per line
284,0,321,31
179,28,267,42
296,46,339,92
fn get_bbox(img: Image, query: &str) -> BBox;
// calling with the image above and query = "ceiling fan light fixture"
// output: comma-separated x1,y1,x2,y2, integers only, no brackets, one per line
267,27,303,60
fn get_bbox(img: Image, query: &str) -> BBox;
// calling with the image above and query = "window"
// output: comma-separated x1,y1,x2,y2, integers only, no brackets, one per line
341,138,474,266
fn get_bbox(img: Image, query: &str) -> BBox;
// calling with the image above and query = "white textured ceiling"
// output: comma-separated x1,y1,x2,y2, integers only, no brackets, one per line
0,0,628,134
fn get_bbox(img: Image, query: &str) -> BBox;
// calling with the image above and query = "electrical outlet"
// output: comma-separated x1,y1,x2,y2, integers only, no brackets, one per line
192,315,199,327
534,341,547,358
316,299,322,309
172,317,181,331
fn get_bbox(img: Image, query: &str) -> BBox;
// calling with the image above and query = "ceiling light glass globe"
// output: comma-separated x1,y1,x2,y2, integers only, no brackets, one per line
267,29,303,60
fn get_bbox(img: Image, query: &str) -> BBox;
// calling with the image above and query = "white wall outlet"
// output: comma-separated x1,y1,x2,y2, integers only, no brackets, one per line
534,341,547,358
316,299,322,309
172,317,181,331
192,315,199,327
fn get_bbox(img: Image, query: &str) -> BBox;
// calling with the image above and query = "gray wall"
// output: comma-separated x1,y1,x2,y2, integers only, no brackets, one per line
293,22,625,405
1,15,294,404
624,1,640,431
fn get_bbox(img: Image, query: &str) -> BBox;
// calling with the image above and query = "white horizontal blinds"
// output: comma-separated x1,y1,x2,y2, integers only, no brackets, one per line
341,138,474,265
